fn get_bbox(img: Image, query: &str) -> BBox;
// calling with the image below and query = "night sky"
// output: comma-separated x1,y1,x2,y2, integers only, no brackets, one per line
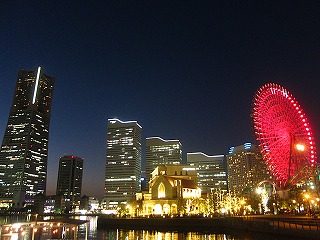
1,1,319,199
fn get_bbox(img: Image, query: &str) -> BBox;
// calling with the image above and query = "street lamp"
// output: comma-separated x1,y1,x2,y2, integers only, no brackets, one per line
256,186,268,214
256,188,262,195
240,199,246,216
304,193,311,217
292,199,298,213
288,137,305,181
295,144,305,151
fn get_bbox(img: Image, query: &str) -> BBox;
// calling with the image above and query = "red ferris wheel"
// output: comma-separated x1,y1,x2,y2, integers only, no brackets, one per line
252,83,317,188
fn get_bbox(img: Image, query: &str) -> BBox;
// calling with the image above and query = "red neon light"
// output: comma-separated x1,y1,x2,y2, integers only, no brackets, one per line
252,83,317,188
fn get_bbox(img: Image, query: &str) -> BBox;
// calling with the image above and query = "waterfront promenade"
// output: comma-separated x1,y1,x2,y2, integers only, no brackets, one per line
97,215,320,239
1,214,319,239
0,217,88,239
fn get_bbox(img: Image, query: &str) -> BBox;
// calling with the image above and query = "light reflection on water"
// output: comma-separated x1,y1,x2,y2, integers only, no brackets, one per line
73,216,237,240
95,230,231,240
75,216,295,240
0,215,294,240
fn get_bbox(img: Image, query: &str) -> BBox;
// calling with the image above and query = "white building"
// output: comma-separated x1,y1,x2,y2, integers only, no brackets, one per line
187,152,227,194
104,119,142,207
146,137,182,188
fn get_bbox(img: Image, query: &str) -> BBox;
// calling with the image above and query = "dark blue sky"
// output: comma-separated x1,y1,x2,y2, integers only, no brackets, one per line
1,1,319,199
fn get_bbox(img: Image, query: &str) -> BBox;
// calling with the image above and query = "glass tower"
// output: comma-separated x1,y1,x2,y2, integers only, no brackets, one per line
105,119,142,207
187,152,227,194
0,67,55,208
145,137,182,189
227,143,271,196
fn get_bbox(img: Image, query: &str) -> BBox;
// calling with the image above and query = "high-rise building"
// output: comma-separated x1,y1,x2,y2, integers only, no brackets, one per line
187,152,227,194
227,143,271,196
105,118,142,207
145,137,182,189
0,67,54,208
56,155,84,210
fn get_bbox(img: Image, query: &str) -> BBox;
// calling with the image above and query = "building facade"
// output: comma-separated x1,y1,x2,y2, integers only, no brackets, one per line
0,67,54,208
145,137,182,188
104,118,142,207
80,196,100,213
136,165,201,216
56,155,84,211
227,143,271,196
187,152,227,194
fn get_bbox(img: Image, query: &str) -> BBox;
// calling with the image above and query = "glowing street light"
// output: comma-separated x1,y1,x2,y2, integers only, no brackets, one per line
304,193,311,217
288,139,307,181
295,144,305,151
240,199,246,216
256,188,262,195
304,193,310,200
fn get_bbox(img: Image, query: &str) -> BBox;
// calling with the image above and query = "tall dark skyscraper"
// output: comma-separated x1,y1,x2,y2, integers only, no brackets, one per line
104,119,142,207
0,67,55,208
56,155,84,209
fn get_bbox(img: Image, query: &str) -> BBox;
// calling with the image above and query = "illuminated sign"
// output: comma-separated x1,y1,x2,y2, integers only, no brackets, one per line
32,67,41,104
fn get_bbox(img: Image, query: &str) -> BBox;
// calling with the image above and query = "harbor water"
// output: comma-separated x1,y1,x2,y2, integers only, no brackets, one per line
0,215,297,240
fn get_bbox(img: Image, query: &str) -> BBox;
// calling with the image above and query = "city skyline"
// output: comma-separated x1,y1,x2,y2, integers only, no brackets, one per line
1,1,319,199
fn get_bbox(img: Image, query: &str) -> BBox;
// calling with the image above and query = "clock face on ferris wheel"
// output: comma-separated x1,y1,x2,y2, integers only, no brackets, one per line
252,83,316,188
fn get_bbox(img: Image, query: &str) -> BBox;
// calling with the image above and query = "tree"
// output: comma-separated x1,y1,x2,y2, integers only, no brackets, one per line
177,198,187,215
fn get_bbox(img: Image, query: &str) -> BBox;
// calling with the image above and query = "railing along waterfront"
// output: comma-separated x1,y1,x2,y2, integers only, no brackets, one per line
242,215,320,231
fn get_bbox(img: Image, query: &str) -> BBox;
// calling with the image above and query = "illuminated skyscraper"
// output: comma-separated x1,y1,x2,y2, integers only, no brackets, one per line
187,152,227,194
105,119,142,207
0,67,54,207
56,155,84,210
145,137,182,189
227,143,271,196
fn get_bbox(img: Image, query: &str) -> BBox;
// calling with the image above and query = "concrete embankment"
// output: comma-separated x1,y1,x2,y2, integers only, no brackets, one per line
97,216,320,239
98,217,228,232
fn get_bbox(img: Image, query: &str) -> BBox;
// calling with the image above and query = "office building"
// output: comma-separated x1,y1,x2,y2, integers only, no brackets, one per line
56,155,84,211
0,67,54,208
187,152,227,194
105,118,142,207
146,137,182,189
227,143,271,196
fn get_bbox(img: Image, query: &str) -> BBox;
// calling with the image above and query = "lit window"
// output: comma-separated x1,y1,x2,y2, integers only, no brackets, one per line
158,183,165,198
